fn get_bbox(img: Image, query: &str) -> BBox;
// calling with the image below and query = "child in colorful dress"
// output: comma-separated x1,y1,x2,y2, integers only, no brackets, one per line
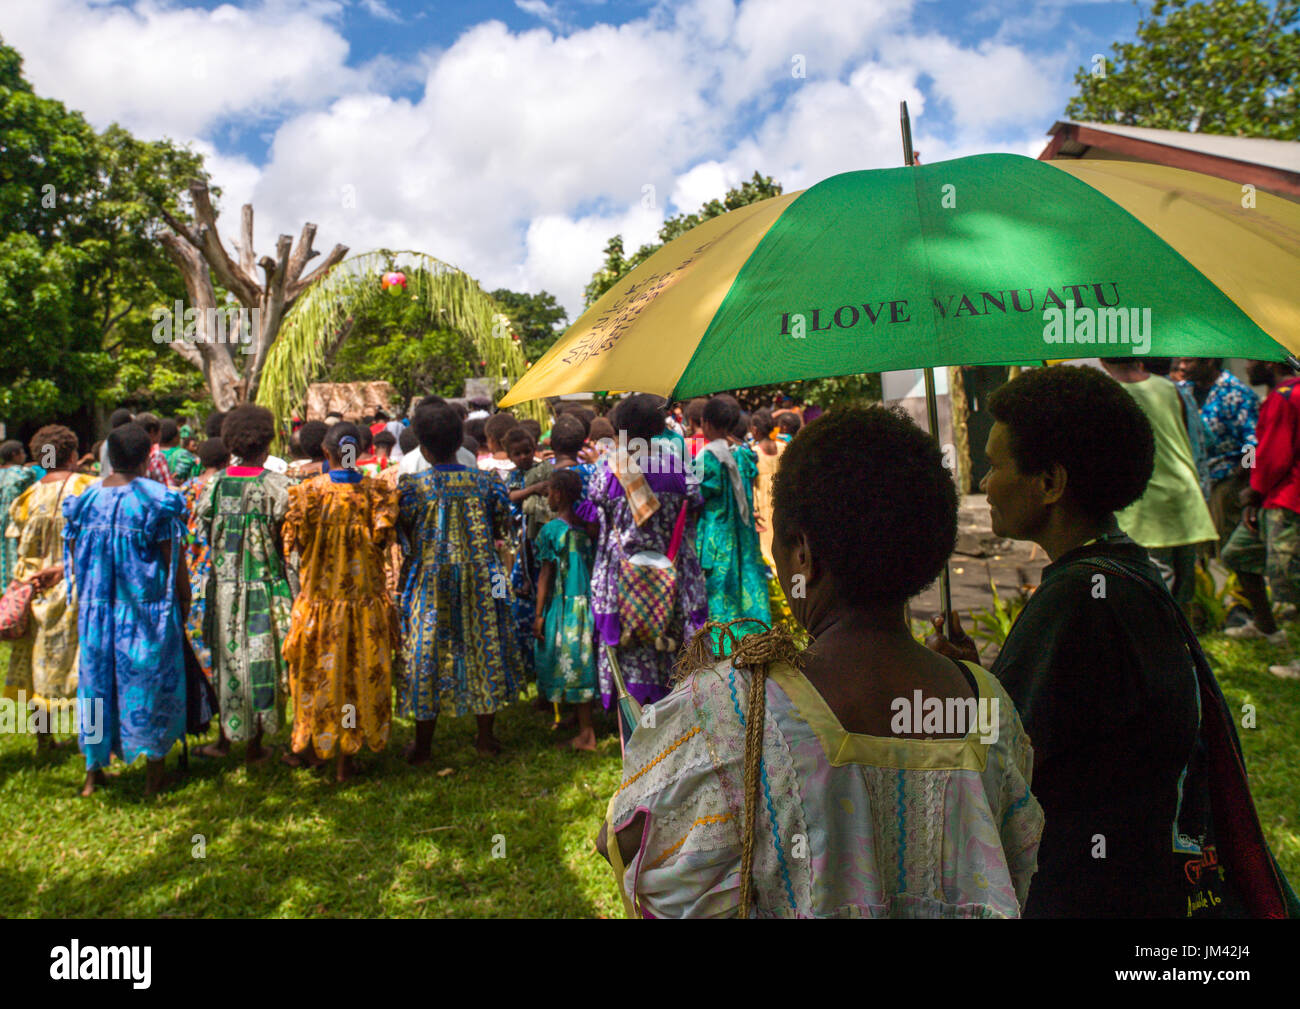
282,423,399,782
181,438,230,682
194,405,296,765
399,401,523,760
503,427,543,685
533,469,599,750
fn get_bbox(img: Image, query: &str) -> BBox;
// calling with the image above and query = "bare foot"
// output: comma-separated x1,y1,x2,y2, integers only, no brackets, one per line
281,749,326,769
145,771,181,797
550,714,578,732
475,735,503,758
404,741,431,766
557,729,597,752
244,744,275,767
194,741,230,759
334,755,357,783
79,769,108,797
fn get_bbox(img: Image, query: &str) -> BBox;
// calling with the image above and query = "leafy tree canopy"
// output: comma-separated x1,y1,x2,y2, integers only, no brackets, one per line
1066,0,1299,137
488,287,568,364
0,36,208,429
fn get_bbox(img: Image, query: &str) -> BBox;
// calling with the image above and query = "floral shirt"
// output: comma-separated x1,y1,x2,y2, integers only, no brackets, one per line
1183,370,1259,483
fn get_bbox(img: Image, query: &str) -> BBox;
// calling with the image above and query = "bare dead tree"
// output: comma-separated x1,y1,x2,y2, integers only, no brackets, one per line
158,180,348,410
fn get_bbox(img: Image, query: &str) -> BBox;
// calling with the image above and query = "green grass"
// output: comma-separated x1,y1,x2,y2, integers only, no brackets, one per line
0,639,624,918
1,632,1296,917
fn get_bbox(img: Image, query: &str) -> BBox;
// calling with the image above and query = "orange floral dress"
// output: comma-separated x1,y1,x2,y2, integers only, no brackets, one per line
282,474,400,758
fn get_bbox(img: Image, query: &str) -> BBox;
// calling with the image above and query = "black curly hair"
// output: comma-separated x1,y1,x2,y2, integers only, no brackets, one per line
549,467,583,505
772,406,957,609
703,394,741,433
550,414,586,456
297,420,328,461
204,411,226,439
323,421,364,464
413,401,464,459
28,425,79,469
107,423,152,473
611,394,666,442
0,439,25,464
196,438,230,470
988,365,1154,518
220,404,276,461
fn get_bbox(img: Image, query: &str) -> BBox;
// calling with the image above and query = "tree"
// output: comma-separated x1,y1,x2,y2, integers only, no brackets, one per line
1065,0,1299,137
328,279,477,409
158,182,348,411
0,37,206,429
255,250,548,431
583,171,783,307
488,287,568,363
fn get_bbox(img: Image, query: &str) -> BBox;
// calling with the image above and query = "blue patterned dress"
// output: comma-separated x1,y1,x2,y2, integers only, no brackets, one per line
695,443,772,632
64,479,189,770
398,465,523,718
504,467,537,681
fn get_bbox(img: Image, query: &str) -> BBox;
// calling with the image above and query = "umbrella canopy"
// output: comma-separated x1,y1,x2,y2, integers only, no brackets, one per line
500,153,1299,406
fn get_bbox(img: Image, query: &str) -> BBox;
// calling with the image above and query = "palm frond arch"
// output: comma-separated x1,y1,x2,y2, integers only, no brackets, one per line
255,249,547,435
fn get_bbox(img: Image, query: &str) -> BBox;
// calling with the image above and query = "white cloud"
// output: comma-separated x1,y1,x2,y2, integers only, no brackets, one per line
3,0,1078,320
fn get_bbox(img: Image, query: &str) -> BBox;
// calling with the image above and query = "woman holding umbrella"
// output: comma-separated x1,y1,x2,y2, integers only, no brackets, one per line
598,406,1043,917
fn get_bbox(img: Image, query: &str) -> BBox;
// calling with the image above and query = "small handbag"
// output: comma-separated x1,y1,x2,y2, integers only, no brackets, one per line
0,473,73,640
0,579,35,640
616,500,689,646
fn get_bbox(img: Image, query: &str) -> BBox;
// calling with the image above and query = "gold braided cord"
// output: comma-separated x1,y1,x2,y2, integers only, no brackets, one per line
670,618,806,918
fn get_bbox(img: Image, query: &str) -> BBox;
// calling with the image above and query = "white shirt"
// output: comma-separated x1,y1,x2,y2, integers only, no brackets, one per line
397,446,477,474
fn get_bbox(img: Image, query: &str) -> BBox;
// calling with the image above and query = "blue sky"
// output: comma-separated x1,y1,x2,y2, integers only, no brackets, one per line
1,0,1147,315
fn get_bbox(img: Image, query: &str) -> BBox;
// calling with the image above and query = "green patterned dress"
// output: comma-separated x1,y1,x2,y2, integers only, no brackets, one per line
534,517,596,703
695,443,771,634
0,465,38,585
196,469,296,741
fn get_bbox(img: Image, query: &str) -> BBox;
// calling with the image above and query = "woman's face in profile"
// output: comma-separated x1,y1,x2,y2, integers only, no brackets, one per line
981,422,1043,541
769,502,811,631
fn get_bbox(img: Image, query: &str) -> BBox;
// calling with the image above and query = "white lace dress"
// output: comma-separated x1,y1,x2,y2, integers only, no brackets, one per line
605,657,1044,918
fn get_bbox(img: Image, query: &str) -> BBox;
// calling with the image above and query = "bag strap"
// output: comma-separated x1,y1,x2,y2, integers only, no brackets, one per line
665,499,689,563
1078,555,1295,918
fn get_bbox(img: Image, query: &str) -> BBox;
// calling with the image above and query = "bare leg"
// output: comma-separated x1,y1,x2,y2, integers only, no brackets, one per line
79,768,108,797
245,724,273,766
144,758,169,796
195,723,230,759
475,714,501,757
1239,572,1277,633
404,718,436,765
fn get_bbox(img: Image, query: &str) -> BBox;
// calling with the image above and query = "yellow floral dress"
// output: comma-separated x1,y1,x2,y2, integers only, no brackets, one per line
282,473,400,758
4,473,96,708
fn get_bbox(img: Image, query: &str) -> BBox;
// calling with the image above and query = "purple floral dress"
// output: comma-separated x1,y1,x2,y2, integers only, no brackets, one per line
589,451,706,709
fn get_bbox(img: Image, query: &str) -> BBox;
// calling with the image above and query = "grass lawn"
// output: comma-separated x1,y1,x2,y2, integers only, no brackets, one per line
1,631,1295,917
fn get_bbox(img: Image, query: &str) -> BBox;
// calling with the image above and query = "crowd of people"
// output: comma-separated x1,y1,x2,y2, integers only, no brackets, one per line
1,391,801,791
3,359,1297,919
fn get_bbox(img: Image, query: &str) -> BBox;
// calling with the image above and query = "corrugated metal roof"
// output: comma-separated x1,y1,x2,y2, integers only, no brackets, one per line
1049,120,1300,173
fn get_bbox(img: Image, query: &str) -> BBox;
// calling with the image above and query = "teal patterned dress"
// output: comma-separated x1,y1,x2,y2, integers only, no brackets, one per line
695,444,771,632
195,470,296,741
534,517,596,704
0,465,38,585
397,465,523,719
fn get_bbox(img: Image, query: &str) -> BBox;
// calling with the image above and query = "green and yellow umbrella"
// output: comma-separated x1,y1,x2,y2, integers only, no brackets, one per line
500,152,1299,407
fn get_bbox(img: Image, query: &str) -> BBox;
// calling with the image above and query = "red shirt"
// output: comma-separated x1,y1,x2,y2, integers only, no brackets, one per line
1250,377,1300,514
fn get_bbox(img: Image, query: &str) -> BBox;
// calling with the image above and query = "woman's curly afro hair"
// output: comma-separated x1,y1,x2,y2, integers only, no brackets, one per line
772,405,956,609
220,404,276,461
988,365,1155,518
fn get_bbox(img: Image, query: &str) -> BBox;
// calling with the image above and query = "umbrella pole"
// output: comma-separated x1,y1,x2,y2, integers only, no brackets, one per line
901,100,955,632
